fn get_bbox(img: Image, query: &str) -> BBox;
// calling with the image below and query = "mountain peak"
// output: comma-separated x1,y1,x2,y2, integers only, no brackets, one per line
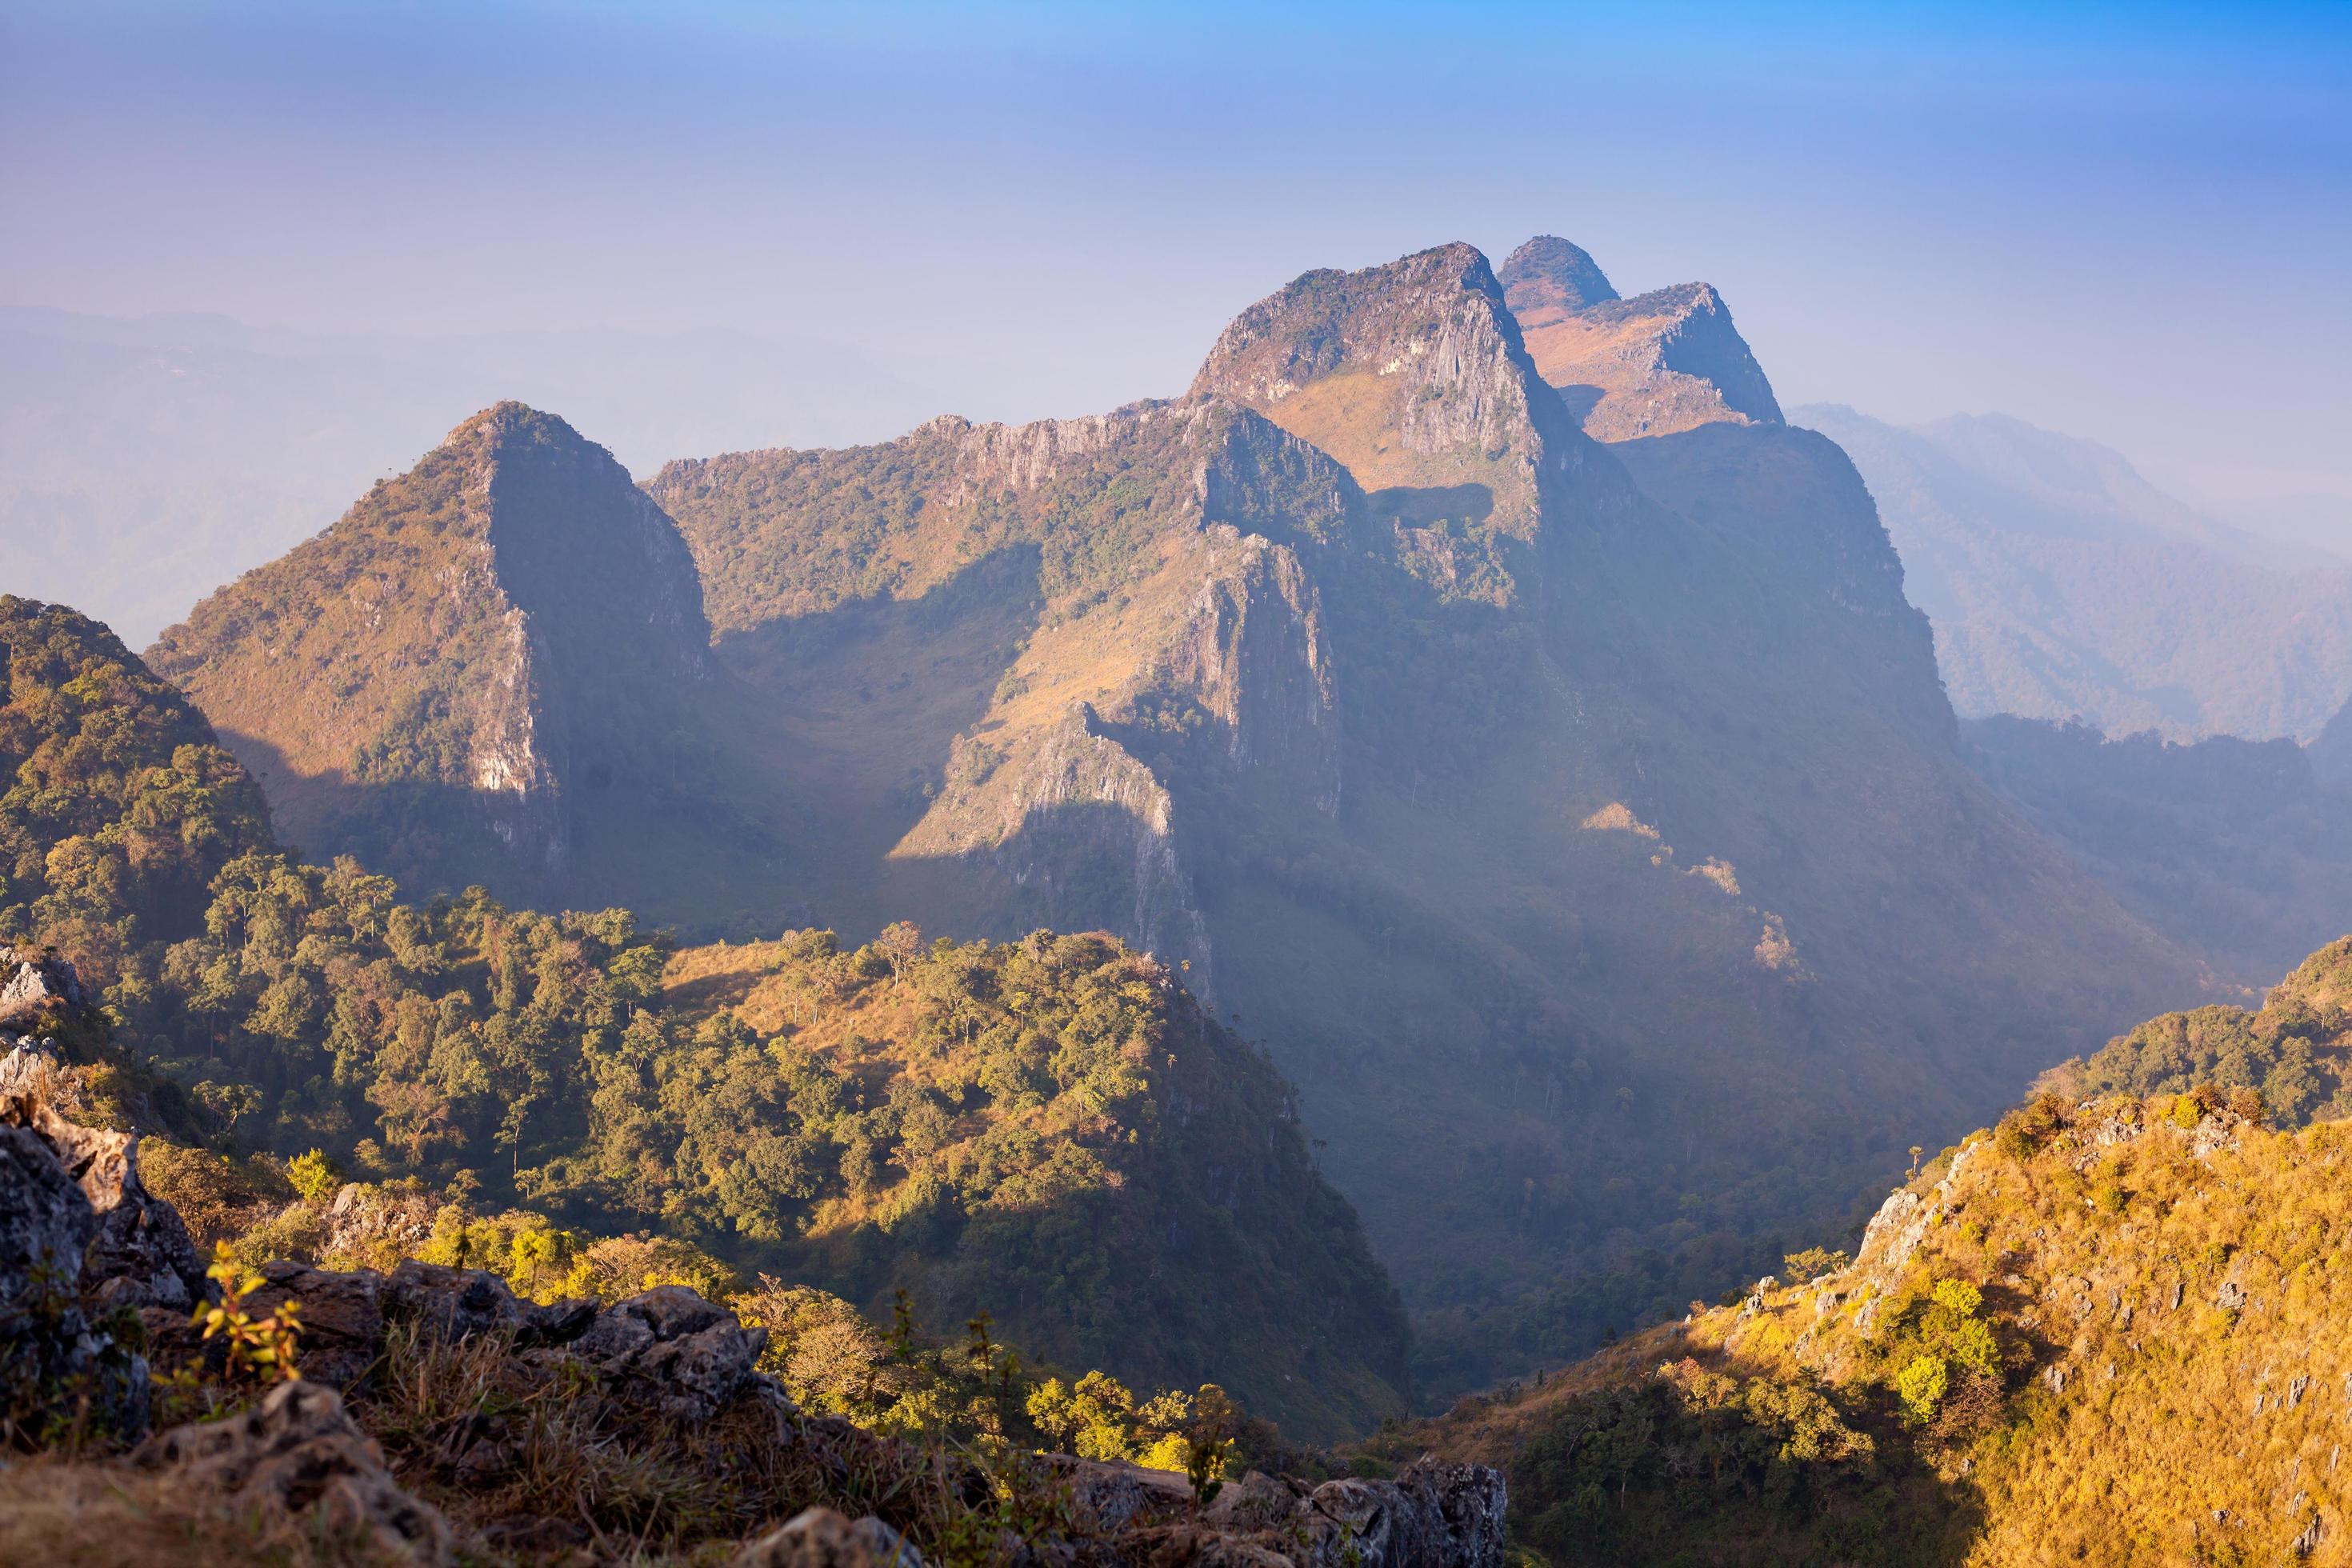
441,399,599,455
1501,242,1781,441
1189,241,1567,542
1497,236,1619,323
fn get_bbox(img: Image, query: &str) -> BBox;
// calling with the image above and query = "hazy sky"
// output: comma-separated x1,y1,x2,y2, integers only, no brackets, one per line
7,1,2348,547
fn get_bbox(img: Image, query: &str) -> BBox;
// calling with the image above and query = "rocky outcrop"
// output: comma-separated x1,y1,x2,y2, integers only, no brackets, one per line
735,1506,928,1568
0,1075,162,1439
131,1379,456,1566
1192,242,1574,544
0,954,82,1036
564,1282,776,1422
148,402,722,906
1501,238,1781,442
1060,1456,1506,1568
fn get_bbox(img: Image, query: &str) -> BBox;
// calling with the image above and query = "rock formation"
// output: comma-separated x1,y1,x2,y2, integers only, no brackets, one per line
1498,238,1782,440
147,403,733,907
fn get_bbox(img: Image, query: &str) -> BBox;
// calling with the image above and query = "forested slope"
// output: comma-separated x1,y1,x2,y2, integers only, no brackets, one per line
4,594,1409,1438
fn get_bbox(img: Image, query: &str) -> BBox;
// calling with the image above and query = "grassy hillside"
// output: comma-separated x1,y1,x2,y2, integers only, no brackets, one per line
1393,938,2352,1564
6,596,1410,1438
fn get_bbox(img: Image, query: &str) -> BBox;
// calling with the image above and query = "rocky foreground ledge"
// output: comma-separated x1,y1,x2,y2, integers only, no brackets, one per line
0,966,1502,1567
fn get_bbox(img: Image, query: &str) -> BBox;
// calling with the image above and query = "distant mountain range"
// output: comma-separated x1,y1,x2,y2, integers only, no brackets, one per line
0,307,946,646
1800,403,2352,743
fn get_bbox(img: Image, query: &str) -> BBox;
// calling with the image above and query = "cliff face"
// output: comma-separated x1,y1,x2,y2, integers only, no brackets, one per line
1190,242,1582,556
1499,238,1782,442
2316,695,2352,787
146,404,735,906
645,239,2198,1394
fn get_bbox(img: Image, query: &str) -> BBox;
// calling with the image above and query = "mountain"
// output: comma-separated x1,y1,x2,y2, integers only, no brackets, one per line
1797,403,2352,742
2,595,1412,1438
1962,716,2352,986
0,595,274,978
1498,238,1782,441
1390,938,2352,1565
638,237,2200,1391
0,308,944,647
2314,691,2352,788
145,404,786,914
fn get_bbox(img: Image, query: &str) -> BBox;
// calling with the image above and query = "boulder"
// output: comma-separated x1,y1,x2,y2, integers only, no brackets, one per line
1,1071,205,1311
1205,1470,1309,1533
736,1506,927,1568
566,1283,773,1421
382,1258,594,1348
1054,1455,1504,1568
0,1107,151,1439
248,1261,389,1386
1054,1454,1194,1533
131,1378,454,1565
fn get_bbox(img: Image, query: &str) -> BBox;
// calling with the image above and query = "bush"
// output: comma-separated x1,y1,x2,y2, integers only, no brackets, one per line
285,1148,342,1202
1895,1354,1948,1423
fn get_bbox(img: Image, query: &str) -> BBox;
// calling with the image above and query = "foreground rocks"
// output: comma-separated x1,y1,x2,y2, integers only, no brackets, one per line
1062,1457,1508,1568
2,1064,1505,1568
131,1378,456,1566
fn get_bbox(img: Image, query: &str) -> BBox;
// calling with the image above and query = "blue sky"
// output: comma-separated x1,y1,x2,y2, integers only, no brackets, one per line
6,1,2347,542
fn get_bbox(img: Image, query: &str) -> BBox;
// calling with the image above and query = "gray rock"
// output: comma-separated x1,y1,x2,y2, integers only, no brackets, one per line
382,1258,594,1349
566,1283,773,1422
1054,1454,1194,1534
0,1107,150,1438
0,957,79,1033
250,1260,387,1386
0,1119,88,1306
735,1506,926,1568
131,1378,454,1566
1205,1470,1309,1534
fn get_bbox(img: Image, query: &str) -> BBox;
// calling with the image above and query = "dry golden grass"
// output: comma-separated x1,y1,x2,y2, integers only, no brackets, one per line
0,1462,416,1568
1414,1101,2352,1566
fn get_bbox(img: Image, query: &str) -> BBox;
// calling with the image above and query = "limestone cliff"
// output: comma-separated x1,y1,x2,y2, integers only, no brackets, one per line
1500,237,1782,441
650,239,2199,1398
147,403,728,905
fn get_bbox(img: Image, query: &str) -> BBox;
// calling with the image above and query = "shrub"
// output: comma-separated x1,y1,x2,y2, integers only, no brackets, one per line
284,1147,342,1202
1994,1093,2069,1160
1782,1246,1850,1284
1895,1354,1948,1424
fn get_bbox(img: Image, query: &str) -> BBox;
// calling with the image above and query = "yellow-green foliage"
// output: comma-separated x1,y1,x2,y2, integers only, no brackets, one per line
191,1245,302,1386
2063,935,2352,1127
1025,1370,1194,1470
285,1147,342,1202
1412,1074,2352,1565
